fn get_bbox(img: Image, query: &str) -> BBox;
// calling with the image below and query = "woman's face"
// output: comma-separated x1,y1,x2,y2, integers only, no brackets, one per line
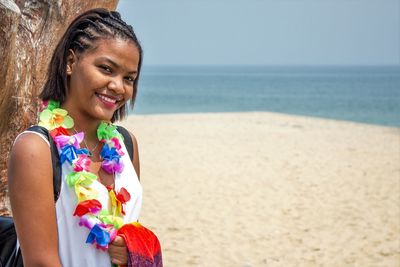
65,38,140,122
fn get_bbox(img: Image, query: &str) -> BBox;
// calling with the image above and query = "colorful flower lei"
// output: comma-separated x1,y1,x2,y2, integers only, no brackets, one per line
39,100,131,250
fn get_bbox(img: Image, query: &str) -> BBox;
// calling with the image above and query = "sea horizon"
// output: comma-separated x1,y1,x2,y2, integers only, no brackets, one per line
130,65,400,128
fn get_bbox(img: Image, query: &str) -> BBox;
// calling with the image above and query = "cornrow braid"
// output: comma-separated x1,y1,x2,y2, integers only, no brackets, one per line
40,8,143,122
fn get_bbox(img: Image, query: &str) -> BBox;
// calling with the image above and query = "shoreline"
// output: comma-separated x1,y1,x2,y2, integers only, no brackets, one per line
127,111,400,129
118,112,400,266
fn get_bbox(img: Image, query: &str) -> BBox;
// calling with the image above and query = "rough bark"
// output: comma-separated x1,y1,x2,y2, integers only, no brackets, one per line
0,0,119,216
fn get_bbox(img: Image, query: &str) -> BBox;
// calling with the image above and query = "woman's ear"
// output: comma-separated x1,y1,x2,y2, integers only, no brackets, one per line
66,49,77,75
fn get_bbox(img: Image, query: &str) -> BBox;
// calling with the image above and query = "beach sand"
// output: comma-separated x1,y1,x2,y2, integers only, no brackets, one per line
118,112,400,267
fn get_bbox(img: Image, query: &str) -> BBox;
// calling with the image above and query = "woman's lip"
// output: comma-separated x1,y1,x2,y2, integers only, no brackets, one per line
96,93,119,108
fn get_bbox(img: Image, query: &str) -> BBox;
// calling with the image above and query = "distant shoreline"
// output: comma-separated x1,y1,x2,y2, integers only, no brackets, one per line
128,111,400,129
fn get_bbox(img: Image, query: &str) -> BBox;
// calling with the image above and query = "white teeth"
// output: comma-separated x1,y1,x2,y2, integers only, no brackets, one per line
98,94,117,103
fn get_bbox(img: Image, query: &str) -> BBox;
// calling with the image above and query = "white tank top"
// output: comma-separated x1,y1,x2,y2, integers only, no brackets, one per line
16,131,143,267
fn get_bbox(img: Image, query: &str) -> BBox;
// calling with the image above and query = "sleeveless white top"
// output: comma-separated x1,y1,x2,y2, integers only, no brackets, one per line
16,131,143,267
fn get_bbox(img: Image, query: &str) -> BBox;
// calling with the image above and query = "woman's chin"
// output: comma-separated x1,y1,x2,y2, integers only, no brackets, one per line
91,109,116,122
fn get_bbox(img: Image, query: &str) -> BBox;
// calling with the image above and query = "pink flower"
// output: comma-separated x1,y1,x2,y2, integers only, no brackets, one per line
111,137,122,150
105,137,125,156
101,159,124,174
73,154,91,172
54,132,84,149
78,214,101,229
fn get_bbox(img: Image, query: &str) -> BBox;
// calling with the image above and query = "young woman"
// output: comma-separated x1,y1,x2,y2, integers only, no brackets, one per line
8,9,161,267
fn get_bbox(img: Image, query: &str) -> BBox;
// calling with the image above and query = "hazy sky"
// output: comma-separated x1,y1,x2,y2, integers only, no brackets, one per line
117,0,400,66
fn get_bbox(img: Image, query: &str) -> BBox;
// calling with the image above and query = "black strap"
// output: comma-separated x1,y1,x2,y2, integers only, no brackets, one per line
0,216,23,267
116,126,134,162
27,126,61,202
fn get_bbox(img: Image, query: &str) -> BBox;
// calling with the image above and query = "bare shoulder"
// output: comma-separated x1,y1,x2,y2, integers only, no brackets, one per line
9,132,51,170
10,132,51,166
8,131,52,188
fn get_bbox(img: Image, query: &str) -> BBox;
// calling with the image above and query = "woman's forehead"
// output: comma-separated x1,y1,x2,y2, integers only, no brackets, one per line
81,38,139,69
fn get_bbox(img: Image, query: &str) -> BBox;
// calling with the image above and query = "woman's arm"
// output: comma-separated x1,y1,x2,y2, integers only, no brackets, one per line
8,133,61,267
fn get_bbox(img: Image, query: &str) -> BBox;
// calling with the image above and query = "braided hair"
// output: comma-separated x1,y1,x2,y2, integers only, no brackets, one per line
40,8,143,122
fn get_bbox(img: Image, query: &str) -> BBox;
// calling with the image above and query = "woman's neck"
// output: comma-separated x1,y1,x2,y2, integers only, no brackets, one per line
61,105,101,142
73,118,99,142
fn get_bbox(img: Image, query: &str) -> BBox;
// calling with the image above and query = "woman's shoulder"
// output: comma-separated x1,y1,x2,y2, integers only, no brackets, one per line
11,129,51,162
13,129,50,148
8,128,53,195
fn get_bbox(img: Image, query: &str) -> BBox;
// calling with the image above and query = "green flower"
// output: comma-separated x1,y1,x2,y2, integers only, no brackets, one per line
98,211,124,229
97,121,118,140
38,105,74,130
46,100,60,111
66,171,97,187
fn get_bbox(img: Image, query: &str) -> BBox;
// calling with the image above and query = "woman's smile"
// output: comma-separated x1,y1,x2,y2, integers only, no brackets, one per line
95,92,121,109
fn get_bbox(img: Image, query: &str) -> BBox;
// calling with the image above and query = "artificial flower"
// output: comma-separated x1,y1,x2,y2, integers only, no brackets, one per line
100,144,120,161
111,137,122,150
60,145,88,164
45,99,60,111
109,187,130,216
38,107,74,130
100,143,124,173
78,214,102,230
97,122,118,140
66,171,98,201
73,154,91,172
116,187,131,203
86,224,110,249
101,159,124,174
66,171,97,187
73,199,102,216
104,137,123,152
54,132,84,149
98,211,124,229
75,184,98,202
50,126,69,138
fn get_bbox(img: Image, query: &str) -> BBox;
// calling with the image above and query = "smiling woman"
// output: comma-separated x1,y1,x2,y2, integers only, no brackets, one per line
7,8,162,267
63,38,140,123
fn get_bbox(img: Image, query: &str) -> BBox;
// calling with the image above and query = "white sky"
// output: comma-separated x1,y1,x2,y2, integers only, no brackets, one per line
117,0,400,66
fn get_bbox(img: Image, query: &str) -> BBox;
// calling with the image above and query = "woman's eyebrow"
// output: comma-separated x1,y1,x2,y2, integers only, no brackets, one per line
98,57,118,67
97,56,137,74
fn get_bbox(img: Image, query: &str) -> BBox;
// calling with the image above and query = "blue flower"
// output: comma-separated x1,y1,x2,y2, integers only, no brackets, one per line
86,224,110,248
100,144,120,161
60,144,89,164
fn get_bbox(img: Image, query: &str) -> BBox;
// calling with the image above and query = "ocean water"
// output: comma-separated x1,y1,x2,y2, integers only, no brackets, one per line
132,65,400,127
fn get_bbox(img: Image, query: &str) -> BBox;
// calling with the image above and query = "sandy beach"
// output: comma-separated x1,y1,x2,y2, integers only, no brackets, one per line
118,112,400,267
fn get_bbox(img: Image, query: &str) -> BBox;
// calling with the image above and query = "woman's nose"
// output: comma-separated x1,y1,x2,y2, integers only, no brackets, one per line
107,77,124,94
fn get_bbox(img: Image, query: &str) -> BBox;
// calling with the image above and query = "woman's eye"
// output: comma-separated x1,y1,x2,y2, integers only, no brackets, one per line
99,65,112,73
125,76,135,83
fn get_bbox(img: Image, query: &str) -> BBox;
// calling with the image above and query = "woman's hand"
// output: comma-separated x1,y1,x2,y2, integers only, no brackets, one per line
108,235,128,265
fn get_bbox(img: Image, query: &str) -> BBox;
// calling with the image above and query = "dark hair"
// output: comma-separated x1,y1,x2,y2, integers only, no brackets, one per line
40,8,143,122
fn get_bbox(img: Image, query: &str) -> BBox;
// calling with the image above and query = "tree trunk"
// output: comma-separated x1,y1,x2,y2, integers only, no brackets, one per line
0,0,119,216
